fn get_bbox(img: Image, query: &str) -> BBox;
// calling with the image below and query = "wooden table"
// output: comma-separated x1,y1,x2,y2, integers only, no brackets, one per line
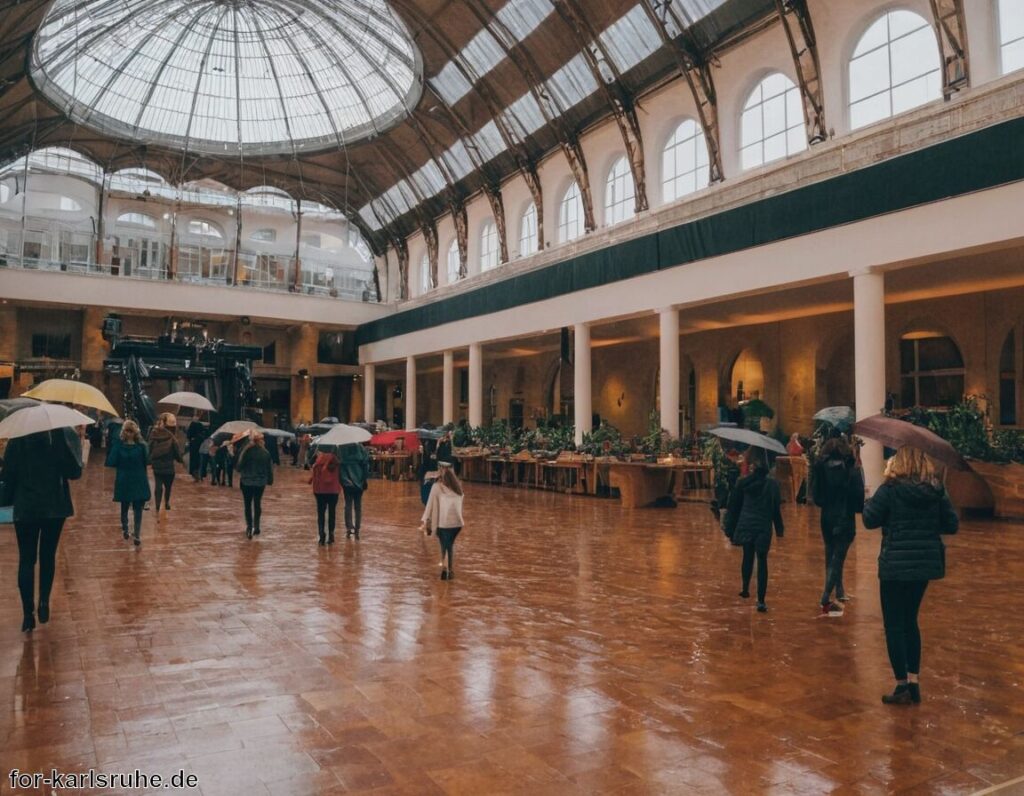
372,451,412,481
606,462,676,508
454,452,489,482
540,459,589,494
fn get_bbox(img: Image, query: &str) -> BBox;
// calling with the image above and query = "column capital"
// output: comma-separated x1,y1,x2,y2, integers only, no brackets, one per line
848,266,882,279
656,307,678,316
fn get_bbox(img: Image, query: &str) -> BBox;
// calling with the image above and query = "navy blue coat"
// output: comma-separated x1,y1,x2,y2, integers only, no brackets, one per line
106,442,151,503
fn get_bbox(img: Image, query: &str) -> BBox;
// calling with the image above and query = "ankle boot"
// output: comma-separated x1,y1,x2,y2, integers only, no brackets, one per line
907,683,921,703
882,684,912,705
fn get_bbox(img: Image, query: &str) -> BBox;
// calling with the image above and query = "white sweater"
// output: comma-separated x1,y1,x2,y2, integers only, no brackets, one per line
421,483,464,530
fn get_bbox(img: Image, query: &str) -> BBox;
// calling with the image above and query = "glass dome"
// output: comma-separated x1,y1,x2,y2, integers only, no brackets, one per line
31,0,422,156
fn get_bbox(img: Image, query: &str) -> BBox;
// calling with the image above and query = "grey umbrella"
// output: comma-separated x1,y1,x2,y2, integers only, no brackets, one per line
707,426,788,455
813,406,855,431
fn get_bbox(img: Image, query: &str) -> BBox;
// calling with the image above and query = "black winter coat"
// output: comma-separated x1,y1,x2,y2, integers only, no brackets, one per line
725,468,784,552
0,428,83,521
812,455,864,541
236,444,274,487
862,478,958,581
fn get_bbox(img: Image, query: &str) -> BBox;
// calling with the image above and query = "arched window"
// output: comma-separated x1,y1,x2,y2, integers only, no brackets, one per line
251,228,276,243
479,220,499,271
419,252,431,294
519,202,538,256
116,212,156,228
187,219,223,239
558,181,584,243
900,332,965,408
849,10,941,130
662,119,709,203
604,156,635,225
999,0,1024,74
59,196,82,212
1000,328,1019,425
446,239,461,284
740,73,806,170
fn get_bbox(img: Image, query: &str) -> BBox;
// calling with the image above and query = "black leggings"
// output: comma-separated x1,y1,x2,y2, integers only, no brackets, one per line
741,543,769,603
242,485,265,531
15,520,65,617
343,487,363,532
154,473,174,508
821,531,852,604
437,527,461,572
880,580,929,681
315,493,338,537
120,501,144,535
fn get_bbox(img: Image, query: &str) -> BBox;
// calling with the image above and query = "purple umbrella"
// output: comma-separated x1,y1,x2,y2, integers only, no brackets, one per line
852,415,968,470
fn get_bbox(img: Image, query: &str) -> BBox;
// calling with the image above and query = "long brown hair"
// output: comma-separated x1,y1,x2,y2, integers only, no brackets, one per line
438,464,463,496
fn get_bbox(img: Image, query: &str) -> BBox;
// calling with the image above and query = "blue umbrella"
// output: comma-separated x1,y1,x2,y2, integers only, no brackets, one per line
707,426,787,455
813,406,855,431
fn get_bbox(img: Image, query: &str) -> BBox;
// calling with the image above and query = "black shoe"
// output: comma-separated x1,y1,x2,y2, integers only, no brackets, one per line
246,528,253,539
123,528,129,540
756,602,767,613
165,504,171,511
318,534,326,546
37,602,49,624
907,683,921,703
739,591,750,599
22,614,35,633
440,570,448,580
346,529,353,538
327,533,335,544
447,570,454,580
253,528,261,536
134,536,141,547
354,530,360,540
882,685,913,705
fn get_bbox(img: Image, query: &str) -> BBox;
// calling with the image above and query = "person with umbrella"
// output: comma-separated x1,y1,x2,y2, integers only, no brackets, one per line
862,446,958,704
724,447,784,612
812,437,864,615
106,420,151,546
236,431,274,539
309,448,342,545
187,417,209,482
0,406,86,632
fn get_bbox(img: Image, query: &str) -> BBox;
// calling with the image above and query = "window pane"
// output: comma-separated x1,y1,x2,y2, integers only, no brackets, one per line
1002,37,1024,73
1000,377,1018,425
917,336,963,370
890,27,940,85
900,339,916,372
740,107,762,146
849,47,890,103
854,18,889,57
763,132,787,165
901,376,917,408
762,94,786,137
1002,0,1024,44
850,93,891,129
918,375,964,407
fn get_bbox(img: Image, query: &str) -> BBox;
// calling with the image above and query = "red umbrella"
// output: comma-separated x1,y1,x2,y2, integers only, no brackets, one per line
852,414,968,470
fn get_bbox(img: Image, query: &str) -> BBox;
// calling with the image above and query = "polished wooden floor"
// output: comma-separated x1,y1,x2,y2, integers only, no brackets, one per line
1,457,1023,795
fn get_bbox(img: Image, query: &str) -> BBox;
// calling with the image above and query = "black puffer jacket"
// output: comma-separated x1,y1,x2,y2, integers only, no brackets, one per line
812,455,864,541
725,467,784,552
0,428,83,521
862,479,958,581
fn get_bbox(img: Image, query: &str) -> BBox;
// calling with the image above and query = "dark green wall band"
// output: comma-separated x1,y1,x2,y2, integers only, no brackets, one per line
357,115,1024,347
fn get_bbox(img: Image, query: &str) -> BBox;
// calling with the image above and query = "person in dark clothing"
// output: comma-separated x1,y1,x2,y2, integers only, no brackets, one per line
812,437,865,615
0,426,83,632
187,419,209,481
339,442,370,539
863,446,958,705
309,450,341,545
213,442,234,486
106,420,150,545
148,413,183,514
265,434,280,466
237,433,274,538
725,448,784,612
419,439,439,505
436,432,454,467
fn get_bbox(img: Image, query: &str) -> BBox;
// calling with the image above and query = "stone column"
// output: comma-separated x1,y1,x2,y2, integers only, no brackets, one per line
574,323,592,446
405,356,417,430
363,363,375,424
468,343,483,428
290,323,318,423
852,269,886,493
442,350,454,425
659,308,680,439
81,307,109,390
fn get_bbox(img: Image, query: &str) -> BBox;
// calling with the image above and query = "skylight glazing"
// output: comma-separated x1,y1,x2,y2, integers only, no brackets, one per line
31,0,422,156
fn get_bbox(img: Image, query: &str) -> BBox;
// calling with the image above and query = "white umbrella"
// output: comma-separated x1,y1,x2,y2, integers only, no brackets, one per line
707,426,788,455
315,424,372,446
0,404,95,440
159,391,216,412
213,420,260,437
260,428,296,440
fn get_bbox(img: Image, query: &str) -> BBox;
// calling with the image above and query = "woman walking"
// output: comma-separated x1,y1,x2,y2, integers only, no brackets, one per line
105,420,150,546
420,465,464,580
237,432,273,539
812,438,864,615
0,427,83,632
148,413,183,515
339,442,370,539
310,450,341,545
725,448,784,612
863,447,958,705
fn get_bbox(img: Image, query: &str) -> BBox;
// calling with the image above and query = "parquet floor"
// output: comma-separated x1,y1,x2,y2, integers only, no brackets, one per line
1,455,1023,795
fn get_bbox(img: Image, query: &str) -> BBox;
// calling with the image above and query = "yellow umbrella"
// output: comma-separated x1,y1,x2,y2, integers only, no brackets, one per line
23,379,119,417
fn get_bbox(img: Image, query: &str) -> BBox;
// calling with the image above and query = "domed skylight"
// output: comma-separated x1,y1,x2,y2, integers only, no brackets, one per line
31,0,422,156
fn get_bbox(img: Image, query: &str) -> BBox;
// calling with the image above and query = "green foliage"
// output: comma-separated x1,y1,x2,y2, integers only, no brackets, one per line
702,435,738,499
896,396,1024,464
992,428,1024,464
580,421,627,457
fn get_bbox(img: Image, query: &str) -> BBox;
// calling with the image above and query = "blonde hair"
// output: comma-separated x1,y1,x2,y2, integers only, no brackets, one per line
884,446,937,484
159,412,176,427
438,464,463,496
120,420,142,445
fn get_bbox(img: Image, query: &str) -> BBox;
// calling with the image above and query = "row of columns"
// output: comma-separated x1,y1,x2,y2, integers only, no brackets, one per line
361,270,886,491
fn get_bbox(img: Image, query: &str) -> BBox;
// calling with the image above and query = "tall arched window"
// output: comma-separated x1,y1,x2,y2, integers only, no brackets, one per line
480,220,498,271
519,202,538,257
604,156,635,225
999,0,1024,74
558,181,584,243
662,119,709,202
1000,328,1019,425
740,73,806,170
446,239,461,284
900,332,965,408
419,252,431,294
116,212,156,228
849,10,941,130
